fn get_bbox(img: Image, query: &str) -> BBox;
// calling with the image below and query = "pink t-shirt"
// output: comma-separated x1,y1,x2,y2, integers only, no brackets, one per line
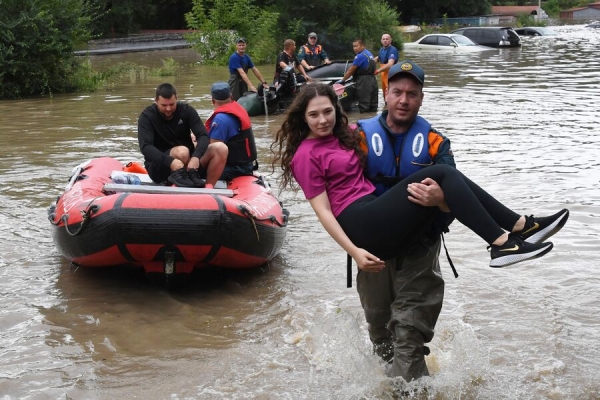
290,134,375,217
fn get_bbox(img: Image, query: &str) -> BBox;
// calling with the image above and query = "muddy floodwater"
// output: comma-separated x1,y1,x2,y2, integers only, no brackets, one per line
1,25,599,399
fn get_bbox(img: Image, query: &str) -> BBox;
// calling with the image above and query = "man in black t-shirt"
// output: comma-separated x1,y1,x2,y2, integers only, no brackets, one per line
274,39,311,85
137,83,227,188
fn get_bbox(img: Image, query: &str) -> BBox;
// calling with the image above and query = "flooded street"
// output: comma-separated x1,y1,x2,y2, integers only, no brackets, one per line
1,25,600,399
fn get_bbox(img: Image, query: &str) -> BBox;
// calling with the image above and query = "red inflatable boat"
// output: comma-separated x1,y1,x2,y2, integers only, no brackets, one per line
48,157,288,275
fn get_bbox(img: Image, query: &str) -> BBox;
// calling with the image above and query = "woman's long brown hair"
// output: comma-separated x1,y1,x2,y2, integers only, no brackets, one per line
270,83,366,192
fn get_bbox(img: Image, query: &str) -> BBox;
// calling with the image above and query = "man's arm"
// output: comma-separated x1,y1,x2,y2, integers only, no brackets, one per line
341,65,358,82
300,60,313,70
298,47,313,70
236,67,258,92
138,111,174,169
321,48,331,64
188,108,209,160
429,131,455,167
375,58,395,75
251,67,269,88
296,64,311,81
407,178,450,212
407,130,455,211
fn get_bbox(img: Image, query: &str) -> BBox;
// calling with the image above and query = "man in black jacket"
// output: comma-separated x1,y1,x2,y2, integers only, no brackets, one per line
137,83,227,188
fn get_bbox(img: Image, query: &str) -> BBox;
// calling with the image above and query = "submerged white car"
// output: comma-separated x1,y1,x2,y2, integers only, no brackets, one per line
403,34,495,53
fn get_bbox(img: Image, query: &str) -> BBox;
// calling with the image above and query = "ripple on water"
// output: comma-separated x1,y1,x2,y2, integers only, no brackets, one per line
1,25,600,399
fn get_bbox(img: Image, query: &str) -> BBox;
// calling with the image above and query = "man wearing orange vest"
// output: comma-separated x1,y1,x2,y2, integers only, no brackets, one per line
298,32,331,70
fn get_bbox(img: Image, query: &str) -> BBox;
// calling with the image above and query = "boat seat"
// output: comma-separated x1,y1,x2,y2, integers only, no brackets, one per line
110,170,229,189
103,183,235,197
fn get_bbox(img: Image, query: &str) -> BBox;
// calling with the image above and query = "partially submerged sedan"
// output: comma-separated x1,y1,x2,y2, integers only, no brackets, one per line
515,27,558,36
403,34,495,53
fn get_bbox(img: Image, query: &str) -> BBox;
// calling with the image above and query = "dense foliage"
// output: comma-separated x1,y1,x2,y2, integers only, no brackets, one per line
0,0,95,98
185,0,280,65
542,0,596,16
184,0,401,64
396,0,492,24
89,0,193,36
275,0,402,59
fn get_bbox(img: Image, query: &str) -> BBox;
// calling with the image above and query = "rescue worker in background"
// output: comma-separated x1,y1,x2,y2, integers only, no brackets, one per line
298,32,331,70
275,39,311,84
337,39,378,113
227,37,269,101
374,33,399,102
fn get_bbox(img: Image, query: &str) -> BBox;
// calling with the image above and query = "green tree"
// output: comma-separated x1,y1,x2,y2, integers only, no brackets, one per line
396,0,491,24
185,0,279,65
275,0,402,58
542,0,595,16
87,0,193,37
0,0,96,98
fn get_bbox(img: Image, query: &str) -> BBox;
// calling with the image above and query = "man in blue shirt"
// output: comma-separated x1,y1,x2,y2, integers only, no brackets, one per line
227,38,269,101
338,39,378,113
205,82,258,182
374,33,399,102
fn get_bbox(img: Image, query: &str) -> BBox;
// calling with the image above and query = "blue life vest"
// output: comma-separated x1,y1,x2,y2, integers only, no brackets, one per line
359,115,432,195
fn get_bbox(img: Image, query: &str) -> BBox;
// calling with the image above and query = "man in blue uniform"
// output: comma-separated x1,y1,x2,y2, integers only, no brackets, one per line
338,39,378,113
205,82,258,182
355,60,455,382
274,39,311,86
227,38,269,101
374,33,399,102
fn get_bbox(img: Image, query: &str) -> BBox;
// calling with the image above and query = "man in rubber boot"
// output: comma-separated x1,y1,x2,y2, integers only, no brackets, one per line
374,33,399,104
337,39,378,113
355,60,455,382
227,38,269,101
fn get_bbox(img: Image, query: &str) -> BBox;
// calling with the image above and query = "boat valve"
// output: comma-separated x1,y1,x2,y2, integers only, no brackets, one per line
164,251,175,275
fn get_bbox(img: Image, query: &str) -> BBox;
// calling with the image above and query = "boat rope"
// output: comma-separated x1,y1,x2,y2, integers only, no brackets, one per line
237,205,290,240
57,198,101,236
239,205,288,225
238,205,260,240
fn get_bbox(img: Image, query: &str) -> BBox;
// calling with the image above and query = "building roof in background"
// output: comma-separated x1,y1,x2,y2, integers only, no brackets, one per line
491,6,542,16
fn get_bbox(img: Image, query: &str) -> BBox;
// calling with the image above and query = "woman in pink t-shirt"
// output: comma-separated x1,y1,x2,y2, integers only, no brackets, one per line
271,83,567,270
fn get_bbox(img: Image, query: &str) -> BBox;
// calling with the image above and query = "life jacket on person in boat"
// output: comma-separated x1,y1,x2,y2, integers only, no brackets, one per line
301,44,323,67
358,115,432,196
205,102,258,166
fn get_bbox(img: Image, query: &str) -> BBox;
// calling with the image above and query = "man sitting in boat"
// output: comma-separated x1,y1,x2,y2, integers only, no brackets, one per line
137,83,227,188
298,32,331,71
205,82,258,181
273,39,312,90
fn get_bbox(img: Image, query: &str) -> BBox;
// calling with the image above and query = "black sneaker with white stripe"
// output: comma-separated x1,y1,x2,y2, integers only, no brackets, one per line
489,233,553,268
515,209,569,244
